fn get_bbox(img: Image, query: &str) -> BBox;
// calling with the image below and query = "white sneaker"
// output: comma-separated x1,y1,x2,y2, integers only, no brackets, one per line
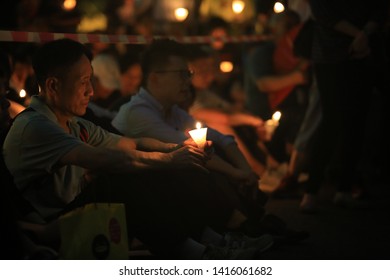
259,164,288,193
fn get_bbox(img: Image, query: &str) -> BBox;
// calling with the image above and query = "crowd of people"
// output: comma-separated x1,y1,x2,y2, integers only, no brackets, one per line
1,0,389,259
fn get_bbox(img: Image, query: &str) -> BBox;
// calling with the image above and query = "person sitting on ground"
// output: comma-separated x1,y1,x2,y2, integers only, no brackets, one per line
3,38,277,259
111,39,309,242
1,48,59,260
81,52,123,132
109,52,143,112
112,39,266,219
89,52,121,117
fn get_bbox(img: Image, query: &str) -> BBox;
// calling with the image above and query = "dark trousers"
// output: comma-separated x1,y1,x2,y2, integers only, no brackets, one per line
210,171,267,221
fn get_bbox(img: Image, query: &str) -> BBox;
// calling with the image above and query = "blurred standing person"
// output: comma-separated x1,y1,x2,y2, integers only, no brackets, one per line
300,0,389,210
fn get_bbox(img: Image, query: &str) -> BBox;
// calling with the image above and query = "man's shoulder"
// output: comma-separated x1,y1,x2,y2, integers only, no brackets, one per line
10,109,51,132
119,95,158,118
128,93,154,109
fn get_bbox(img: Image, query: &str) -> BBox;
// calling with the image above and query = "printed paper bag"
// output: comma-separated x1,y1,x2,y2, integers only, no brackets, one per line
59,203,128,260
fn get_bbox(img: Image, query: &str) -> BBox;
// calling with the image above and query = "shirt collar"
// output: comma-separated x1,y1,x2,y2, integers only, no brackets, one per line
138,87,180,119
139,87,164,112
29,95,78,126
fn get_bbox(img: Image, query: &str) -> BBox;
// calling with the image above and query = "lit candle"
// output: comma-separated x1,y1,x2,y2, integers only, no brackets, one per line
188,122,208,150
19,89,27,98
264,111,281,141
272,111,281,125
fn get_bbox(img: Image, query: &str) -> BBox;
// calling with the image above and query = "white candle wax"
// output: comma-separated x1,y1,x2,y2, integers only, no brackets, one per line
188,123,208,149
264,111,281,141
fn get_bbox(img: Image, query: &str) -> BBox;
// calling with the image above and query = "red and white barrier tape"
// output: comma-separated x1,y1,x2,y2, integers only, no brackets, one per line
0,30,270,44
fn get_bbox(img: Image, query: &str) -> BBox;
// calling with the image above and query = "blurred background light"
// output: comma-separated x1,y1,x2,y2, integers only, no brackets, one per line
63,0,77,11
232,0,245,14
220,61,234,73
273,2,285,13
174,7,189,22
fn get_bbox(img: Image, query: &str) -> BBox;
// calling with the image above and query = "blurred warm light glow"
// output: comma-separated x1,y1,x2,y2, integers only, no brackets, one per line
19,89,27,98
274,2,285,13
196,122,201,129
175,8,189,21
77,14,107,32
63,0,77,11
220,61,234,73
272,111,281,122
232,0,245,14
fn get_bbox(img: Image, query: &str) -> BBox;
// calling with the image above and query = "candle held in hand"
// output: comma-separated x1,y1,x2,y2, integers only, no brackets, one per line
188,122,208,150
264,111,282,141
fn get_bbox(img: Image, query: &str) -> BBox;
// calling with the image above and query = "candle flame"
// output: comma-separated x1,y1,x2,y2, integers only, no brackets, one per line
19,89,27,98
196,122,201,129
272,111,281,122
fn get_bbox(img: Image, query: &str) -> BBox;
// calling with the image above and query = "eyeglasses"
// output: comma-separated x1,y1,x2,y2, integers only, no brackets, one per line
154,69,194,80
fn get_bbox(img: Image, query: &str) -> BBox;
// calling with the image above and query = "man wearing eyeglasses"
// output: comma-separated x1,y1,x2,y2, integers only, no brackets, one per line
113,39,271,222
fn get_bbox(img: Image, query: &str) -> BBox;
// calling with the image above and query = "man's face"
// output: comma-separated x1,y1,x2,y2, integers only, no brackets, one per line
154,56,193,106
55,55,93,117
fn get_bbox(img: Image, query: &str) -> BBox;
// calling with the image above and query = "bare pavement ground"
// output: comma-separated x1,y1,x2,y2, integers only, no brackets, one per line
260,180,390,260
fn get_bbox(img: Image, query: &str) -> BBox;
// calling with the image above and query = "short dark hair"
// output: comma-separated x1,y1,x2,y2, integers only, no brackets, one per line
32,39,93,89
140,39,189,86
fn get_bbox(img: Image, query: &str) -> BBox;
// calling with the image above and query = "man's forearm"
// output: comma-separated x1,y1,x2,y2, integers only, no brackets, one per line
130,149,171,168
61,144,150,172
134,137,178,152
